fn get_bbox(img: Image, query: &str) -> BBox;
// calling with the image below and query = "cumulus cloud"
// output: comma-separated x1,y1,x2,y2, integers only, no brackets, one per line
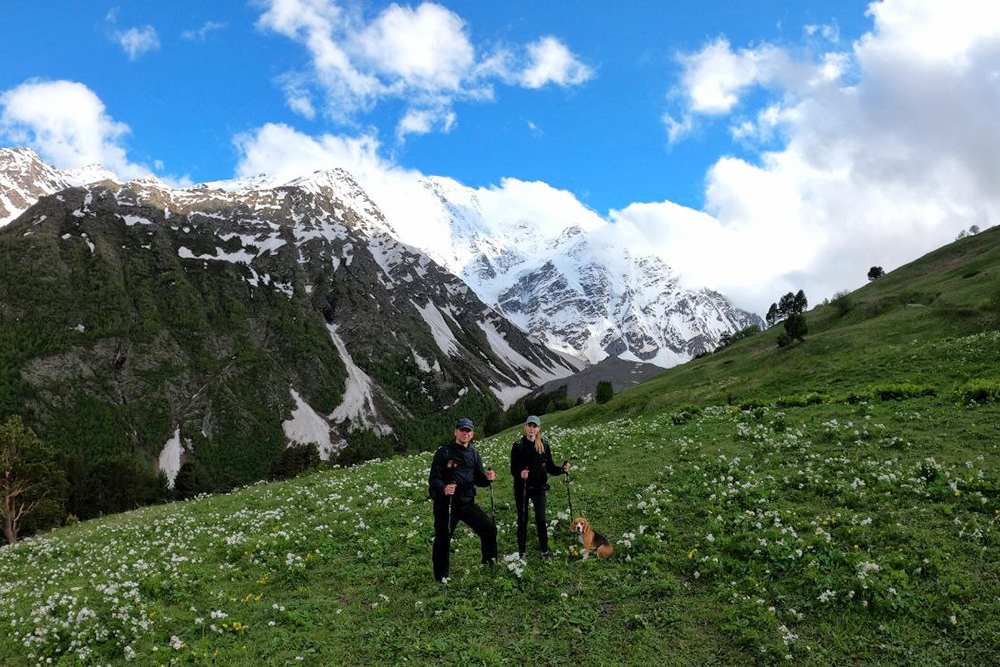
0,80,151,180
648,0,1000,312
254,0,590,136
356,3,475,93
115,26,160,60
232,122,606,263
233,2,1000,317
520,36,594,88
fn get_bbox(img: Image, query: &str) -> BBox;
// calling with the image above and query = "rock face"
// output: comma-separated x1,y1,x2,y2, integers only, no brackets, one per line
396,176,763,367
0,157,579,489
0,148,119,226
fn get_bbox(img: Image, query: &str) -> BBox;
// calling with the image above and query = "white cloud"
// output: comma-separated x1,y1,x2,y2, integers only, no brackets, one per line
116,26,160,60
396,108,456,141
805,22,840,43
256,0,381,117
181,21,227,42
677,37,807,115
644,0,1000,312
0,80,151,180
663,113,693,144
235,0,1000,317
277,73,317,119
255,0,591,136
519,36,594,89
356,3,474,92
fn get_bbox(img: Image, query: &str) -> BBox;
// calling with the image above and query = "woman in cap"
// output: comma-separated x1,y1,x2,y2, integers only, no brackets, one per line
510,415,568,558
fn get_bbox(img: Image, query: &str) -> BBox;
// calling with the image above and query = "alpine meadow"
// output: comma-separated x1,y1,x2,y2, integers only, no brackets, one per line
4,1,1000,665
1,222,998,665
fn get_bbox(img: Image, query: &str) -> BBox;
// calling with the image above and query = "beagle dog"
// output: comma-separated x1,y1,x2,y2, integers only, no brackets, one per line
570,517,614,559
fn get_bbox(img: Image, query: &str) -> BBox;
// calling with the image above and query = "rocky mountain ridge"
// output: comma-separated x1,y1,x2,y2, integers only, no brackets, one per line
0,149,580,492
397,175,763,365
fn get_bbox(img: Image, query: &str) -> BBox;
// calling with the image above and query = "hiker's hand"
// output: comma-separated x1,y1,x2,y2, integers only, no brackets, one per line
521,469,529,480
562,461,570,473
444,483,456,496
486,469,496,482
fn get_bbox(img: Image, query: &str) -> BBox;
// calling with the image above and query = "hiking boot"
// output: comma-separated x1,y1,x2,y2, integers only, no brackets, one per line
541,551,552,560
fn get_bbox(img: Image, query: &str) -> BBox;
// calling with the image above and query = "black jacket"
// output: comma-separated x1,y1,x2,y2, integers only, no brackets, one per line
510,436,563,491
428,440,491,504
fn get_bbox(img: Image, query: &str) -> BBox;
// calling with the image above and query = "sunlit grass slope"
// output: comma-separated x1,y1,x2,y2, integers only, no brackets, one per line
1,229,998,666
559,224,1000,423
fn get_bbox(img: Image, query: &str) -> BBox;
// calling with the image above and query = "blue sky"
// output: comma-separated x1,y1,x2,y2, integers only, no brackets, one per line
2,1,999,312
1,0,869,211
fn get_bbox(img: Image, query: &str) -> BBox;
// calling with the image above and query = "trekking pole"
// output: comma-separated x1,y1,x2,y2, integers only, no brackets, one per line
487,468,496,524
564,460,574,518
522,470,530,527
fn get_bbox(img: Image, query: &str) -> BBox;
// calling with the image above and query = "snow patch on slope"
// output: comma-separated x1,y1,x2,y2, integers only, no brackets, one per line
327,324,392,435
158,427,183,488
282,389,339,460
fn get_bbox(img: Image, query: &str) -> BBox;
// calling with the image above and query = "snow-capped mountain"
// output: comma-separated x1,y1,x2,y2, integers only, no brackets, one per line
0,148,120,225
387,176,763,366
1,151,581,490
1,147,762,371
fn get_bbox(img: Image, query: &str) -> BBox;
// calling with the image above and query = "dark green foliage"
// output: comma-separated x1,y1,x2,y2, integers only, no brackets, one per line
69,456,169,520
765,303,780,327
173,458,212,500
778,313,808,347
524,385,570,417
767,290,807,328
483,410,504,436
870,383,937,401
0,415,67,544
716,325,761,350
776,392,826,408
595,380,614,404
868,266,884,281
335,430,395,466
956,379,1000,404
270,443,322,480
670,404,701,425
831,289,854,316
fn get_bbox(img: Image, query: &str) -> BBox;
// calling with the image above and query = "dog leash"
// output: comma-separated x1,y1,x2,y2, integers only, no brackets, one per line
487,467,496,525
563,459,574,519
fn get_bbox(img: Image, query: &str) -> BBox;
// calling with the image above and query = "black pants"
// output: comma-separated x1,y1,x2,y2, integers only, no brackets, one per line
432,498,497,581
515,486,548,554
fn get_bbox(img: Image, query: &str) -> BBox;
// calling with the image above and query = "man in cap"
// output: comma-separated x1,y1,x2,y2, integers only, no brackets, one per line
428,417,497,582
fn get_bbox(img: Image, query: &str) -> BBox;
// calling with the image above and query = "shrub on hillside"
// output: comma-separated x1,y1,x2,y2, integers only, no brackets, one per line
270,443,321,480
870,383,937,401
831,290,854,316
174,458,212,500
670,404,702,425
956,379,1000,405
776,393,826,408
595,380,614,404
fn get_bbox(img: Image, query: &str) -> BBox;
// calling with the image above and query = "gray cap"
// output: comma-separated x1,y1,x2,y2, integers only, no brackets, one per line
455,417,474,430
525,415,541,426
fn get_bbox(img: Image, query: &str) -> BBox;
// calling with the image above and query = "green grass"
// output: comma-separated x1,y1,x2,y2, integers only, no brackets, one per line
1,394,998,665
1,228,999,665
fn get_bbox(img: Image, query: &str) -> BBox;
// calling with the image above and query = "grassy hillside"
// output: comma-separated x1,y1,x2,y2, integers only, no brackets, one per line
562,224,1000,423
0,230,998,665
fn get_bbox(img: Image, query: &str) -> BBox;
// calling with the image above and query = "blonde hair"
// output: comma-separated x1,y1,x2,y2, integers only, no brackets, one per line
534,431,544,455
